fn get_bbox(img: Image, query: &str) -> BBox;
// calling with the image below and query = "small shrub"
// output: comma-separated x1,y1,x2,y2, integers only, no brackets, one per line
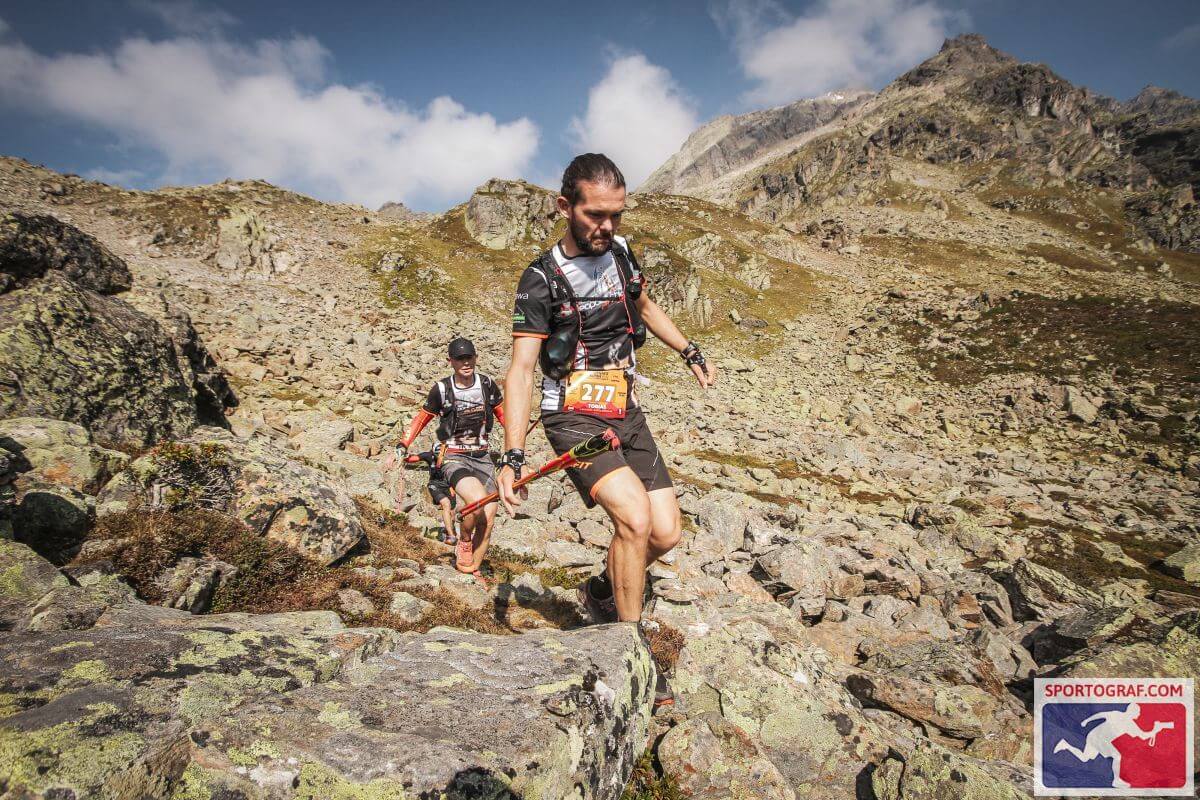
621,750,685,800
145,442,235,511
641,619,686,673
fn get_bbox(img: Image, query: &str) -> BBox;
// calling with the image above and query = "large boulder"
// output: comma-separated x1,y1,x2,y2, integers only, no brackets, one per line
12,478,95,563
464,178,557,250
214,208,277,278
0,538,69,631
0,550,654,800
0,212,131,294
0,598,397,799
996,559,1103,623
669,607,894,797
0,272,201,446
658,714,796,800
1159,543,1200,585
0,417,128,494
176,625,653,799
871,741,1029,800
97,428,366,564
0,216,230,448
133,294,238,425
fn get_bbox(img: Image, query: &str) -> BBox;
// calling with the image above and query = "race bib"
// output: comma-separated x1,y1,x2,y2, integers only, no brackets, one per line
564,369,628,419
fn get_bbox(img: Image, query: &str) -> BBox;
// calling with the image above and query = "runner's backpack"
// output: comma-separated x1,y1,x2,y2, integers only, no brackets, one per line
529,241,646,380
434,373,498,445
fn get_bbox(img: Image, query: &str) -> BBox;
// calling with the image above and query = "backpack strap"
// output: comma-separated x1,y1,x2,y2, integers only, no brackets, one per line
531,249,578,309
436,376,456,442
480,374,496,432
611,240,643,301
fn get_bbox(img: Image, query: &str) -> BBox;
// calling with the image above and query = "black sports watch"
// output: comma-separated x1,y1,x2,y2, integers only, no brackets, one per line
500,449,526,472
680,341,706,368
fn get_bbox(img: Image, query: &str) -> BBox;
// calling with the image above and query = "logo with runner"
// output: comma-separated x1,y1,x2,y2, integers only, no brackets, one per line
1035,678,1193,795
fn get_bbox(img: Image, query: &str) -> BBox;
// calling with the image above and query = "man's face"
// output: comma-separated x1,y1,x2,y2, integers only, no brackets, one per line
450,354,476,379
559,180,626,256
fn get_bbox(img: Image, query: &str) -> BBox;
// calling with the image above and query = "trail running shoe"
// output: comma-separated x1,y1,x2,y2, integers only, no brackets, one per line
654,671,675,709
455,537,474,571
577,574,618,624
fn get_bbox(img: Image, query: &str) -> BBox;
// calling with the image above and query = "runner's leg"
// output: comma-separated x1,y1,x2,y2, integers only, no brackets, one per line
1097,742,1126,787
438,498,456,541
1053,741,1088,760
646,487,682,566
593,467,652,622
470,501,499,571
452,476,486,567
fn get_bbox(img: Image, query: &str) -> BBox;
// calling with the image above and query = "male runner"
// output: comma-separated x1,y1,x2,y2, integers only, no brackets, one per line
391,337,505,575
498,153,716,624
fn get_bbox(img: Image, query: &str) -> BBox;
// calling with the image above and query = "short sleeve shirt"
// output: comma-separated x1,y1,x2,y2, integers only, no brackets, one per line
422,374,502,449
512,236,638,412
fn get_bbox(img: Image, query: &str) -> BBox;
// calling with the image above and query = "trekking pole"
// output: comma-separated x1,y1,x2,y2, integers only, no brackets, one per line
456,429,620,518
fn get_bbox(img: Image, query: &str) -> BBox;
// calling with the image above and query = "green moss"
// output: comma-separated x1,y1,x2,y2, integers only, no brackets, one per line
227,739,284,768
538,565,587,589
317,701,362,730
170,762,215,800
295,761,412,800
177,669,305,726
0,703,144,795
621,750,686,800
0,563,28,596
61,659,110,684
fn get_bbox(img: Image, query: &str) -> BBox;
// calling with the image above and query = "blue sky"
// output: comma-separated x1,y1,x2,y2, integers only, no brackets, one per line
1,0,1197,210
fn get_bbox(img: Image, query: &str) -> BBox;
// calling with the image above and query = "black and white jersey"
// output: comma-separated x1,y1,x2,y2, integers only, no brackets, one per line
422,374,501,450
512,235,637,411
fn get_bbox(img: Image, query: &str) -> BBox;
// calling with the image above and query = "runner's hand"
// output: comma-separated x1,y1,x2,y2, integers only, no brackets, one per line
498,464,528,516
691,360,717,389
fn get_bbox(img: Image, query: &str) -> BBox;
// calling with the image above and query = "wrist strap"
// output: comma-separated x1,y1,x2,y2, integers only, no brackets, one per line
680,341,706,367
501,449,525,471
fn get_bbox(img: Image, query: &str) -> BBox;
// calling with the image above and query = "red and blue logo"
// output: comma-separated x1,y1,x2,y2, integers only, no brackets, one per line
1035,678,1194,796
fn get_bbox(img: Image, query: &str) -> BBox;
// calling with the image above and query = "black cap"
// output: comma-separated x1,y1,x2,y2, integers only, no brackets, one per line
448,337,476,358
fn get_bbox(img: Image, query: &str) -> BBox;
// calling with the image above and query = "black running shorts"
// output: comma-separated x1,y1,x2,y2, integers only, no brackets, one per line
441,452,497,495
541,406,673,508
427,479,452,506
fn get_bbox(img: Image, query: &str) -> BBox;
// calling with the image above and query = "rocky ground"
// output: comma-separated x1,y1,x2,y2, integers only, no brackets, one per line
2,32,1199,800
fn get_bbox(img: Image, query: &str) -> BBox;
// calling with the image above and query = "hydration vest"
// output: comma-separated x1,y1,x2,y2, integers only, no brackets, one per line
433,373,497,445
528,241,646,380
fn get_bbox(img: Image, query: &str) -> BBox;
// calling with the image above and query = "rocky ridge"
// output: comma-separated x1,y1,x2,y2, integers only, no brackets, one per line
646,34,1200,255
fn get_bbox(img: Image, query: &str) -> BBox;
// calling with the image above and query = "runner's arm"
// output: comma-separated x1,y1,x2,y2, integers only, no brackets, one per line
383,408,435,470
498,336,540,513
398,409,436,450
636,293,717,389
494,403,506,428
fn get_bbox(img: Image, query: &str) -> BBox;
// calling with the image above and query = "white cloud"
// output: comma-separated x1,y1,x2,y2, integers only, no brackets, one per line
1162,22,1200,51
0,28,539,209
717,0,963,106
568,54,699,190
85,167,144,186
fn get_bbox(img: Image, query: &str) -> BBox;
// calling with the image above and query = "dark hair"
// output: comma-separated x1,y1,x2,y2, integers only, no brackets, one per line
560,153,625,204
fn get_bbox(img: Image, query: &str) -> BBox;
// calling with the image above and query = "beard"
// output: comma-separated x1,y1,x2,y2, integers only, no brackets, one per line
569,215,612,256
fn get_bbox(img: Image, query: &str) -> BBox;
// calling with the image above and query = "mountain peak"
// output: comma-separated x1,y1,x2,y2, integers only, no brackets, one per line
892,32,1016,90
1123,84,1200,125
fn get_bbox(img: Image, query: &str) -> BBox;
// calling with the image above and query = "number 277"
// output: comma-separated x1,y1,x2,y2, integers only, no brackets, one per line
580,383,615,403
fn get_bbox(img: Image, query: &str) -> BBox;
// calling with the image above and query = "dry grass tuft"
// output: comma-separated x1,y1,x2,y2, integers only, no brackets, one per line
642,618,686,673
377,587,509,635
621,749,686,800
83,499,589,636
